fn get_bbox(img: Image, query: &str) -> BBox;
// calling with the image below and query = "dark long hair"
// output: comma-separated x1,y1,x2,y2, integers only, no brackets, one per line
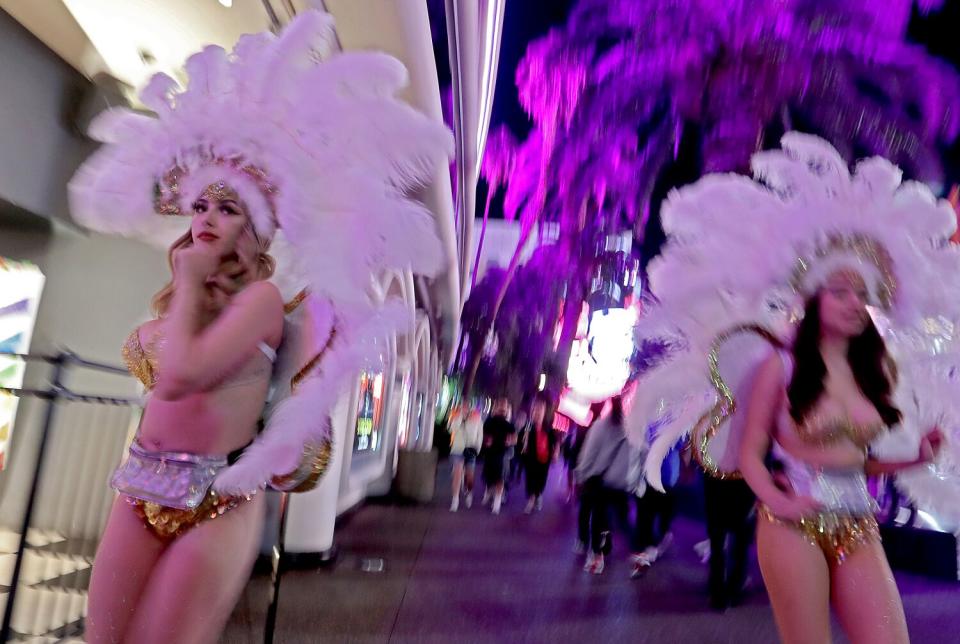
787,295,901,427
532,392,555,431
609,395,624,425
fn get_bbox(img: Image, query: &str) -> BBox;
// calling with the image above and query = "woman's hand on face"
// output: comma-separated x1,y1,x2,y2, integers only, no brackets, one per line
206,256,246,296
174,243,220,284
918,428,945,463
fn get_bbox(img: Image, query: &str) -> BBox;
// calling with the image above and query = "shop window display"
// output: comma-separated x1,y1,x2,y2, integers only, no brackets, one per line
354,372,385,453
0,258,44,470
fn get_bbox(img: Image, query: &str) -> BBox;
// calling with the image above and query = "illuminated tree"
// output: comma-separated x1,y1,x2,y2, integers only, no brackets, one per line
460,0,960,398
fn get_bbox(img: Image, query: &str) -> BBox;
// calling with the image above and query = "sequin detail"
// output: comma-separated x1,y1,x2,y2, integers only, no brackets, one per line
128,490,247,540
797,417,886,449
154,156,278,218
271,294,337,493
200,181,240,204
270,439,333,493
122,327,161,390
759,504,880,564
692,324,783,479
121,324,272,391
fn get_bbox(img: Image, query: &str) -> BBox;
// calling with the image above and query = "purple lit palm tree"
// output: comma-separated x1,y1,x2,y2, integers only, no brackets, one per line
461,245,567,404
534,0,958,181
461,0,960,398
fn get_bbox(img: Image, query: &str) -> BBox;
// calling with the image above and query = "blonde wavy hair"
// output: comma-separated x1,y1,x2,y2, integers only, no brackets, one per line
151,220,276,317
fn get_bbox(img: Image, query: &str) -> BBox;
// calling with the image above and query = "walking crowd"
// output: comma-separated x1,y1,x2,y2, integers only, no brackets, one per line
445,391,752,611
448,394,556,516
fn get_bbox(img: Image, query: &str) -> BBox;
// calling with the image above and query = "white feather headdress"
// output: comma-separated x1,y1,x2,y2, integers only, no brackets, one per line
629,134,960,525
68,9,453,494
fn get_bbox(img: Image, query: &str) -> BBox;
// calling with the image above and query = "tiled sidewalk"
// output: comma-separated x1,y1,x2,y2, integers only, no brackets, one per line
225,465,960,644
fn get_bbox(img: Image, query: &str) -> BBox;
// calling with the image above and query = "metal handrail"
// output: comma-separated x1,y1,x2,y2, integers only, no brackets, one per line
0,347,286,643
0,350,130,376
0,386,139,406
0,349,137,643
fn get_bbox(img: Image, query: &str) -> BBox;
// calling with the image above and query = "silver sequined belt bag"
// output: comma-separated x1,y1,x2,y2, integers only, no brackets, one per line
110,442,228,510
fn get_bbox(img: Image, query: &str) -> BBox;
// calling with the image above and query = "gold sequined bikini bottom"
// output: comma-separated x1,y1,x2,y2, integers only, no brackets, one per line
127,491,247,540
111,442,250,540
759,505,880,564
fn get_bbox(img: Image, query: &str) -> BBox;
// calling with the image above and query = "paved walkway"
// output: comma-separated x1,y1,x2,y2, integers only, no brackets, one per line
225,463,960,644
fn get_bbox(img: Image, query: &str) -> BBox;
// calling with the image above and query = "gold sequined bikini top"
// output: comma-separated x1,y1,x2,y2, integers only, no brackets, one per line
123,328,162,390
122,326,275,391
775,351,888,450
796,416,887,450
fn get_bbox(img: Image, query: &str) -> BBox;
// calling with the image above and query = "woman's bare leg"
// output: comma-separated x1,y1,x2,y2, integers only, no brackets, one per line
86,497,167,643
757,517,833,644
464,462,475,494
831,540,908,644
451,459,464,505
124,495,266,644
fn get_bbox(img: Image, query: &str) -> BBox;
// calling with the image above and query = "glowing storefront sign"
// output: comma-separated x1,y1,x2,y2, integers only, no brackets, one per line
0,259,44,470
566,307,637,402
557,394,592,426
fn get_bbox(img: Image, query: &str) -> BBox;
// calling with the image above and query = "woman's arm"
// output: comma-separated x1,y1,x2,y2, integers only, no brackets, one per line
158,281,283,399
864,458,923,476
157,246,283,398
739,354,821,520
866,428,944,476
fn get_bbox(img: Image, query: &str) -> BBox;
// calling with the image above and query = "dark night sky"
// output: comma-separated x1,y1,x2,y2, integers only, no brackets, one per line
488,1,576,138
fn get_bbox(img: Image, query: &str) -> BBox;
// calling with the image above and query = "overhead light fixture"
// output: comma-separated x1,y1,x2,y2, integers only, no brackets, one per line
219,0,233,7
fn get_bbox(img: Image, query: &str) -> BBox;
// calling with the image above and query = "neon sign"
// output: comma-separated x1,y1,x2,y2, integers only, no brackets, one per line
566,307,637,402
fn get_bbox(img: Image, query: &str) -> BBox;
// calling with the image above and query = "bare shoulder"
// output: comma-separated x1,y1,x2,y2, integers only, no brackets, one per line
749,350,788,402
757,351,786,381
235,281,284,346
236,281,284,315
137,318,163,344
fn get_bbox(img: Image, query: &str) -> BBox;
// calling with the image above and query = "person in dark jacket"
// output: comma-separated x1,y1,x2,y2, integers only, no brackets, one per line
481,398,516,515
574,395,632,574
521,394,557,514
629,433,681,578
562,423,589,502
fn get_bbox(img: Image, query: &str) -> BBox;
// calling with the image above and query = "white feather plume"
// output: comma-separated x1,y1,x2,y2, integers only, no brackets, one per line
633,133,960,501
67,9,453,495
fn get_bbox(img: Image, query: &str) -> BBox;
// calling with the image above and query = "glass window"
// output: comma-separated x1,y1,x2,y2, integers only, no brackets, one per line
0,259,44,471
353,371,385,453
396,371,413,449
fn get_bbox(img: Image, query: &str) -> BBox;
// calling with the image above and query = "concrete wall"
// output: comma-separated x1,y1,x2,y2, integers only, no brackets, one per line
0,10,95,223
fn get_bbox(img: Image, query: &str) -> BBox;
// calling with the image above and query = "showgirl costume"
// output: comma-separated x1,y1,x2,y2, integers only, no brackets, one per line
761,356,886,562
67,10,452,538
628,133,960,563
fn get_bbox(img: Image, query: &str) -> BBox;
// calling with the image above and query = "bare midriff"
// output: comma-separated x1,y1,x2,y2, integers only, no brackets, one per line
124,324,272,455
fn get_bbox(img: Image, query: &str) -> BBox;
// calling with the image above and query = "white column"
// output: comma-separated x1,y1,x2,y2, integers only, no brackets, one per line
283,393,352,553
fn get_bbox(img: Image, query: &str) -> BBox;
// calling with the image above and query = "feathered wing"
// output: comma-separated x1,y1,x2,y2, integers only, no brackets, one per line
872,346,960,531
214,297,413,495
210,16,450,495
